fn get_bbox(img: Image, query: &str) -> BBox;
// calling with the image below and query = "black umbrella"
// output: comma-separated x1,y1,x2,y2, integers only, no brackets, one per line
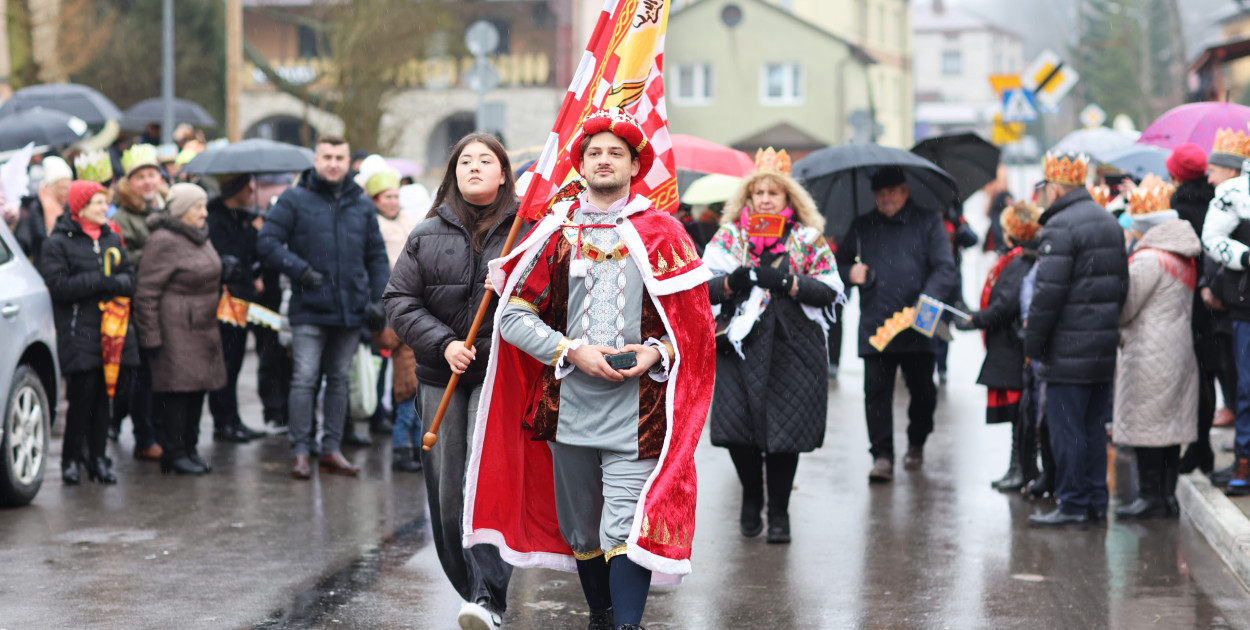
180,138,314,175
121,97,217,131
911,132,1000,202
0,107,90,151
792,144,958,242
0,83,121,125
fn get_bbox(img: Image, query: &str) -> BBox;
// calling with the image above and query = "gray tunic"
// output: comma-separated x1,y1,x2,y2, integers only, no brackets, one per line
499,199,663,457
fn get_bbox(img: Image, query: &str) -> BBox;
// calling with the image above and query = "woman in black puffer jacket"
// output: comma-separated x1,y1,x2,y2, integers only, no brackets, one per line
39,181,140,485
382,133,519,627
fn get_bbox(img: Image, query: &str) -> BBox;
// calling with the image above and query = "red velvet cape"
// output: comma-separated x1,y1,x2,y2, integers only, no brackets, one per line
462,194,715,578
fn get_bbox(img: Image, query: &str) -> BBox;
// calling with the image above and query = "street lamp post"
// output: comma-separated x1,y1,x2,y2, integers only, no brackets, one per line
161,0,175,145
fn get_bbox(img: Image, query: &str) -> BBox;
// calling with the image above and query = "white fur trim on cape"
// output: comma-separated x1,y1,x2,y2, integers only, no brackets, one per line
465,194,699,581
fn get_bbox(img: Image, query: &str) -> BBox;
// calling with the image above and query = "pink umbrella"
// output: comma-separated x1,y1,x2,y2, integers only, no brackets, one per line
670,134,754,176
1138,102,1250,154
385,158,424,178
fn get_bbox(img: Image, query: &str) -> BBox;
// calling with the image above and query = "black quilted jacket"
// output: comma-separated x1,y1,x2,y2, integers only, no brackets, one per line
1024,187,1128,384
708,252,840,453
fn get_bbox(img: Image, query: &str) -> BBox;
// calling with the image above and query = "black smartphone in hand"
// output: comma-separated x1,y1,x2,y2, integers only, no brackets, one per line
604,351,637,370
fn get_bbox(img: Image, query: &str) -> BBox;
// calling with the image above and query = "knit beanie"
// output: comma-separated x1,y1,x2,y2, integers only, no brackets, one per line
1167,143,1207,182
41,156,73,184
68,180,105,217
1131,209,1179,235
166,182,208,218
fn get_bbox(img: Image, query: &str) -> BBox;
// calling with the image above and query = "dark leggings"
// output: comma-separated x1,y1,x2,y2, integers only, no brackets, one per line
727,446,800,518
154,391,206,460
64,370,111,464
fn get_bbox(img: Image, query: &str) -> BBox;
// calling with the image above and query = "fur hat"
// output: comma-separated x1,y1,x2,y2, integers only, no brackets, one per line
165,183,207,218
570,108,655,186
68,180,106,217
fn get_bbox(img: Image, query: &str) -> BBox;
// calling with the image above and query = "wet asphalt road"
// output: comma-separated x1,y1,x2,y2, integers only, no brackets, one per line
4,297,1250,630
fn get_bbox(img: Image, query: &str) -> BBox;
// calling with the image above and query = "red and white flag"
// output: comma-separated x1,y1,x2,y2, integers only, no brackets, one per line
517,0,677,220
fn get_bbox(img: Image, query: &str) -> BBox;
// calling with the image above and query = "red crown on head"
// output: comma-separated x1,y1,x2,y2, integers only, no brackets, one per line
571,107,656,185
1043,152,1090,187
1087,185,1112,208
753,147,791,176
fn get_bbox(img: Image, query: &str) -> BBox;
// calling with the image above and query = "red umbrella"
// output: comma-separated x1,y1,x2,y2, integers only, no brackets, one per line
1138,102,1250,154
670,134,754,176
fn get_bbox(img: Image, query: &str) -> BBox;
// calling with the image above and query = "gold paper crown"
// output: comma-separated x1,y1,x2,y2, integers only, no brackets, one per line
1087,185,1112,208
1213,126,1250,160
74,149,113,184
365,170,400,198
754,147,791,176
121,143,159,177
1043,152,1089,186
1126,174,1175,216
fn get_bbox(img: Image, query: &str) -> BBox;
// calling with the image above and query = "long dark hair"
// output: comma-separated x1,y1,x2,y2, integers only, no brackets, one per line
430,133,516,252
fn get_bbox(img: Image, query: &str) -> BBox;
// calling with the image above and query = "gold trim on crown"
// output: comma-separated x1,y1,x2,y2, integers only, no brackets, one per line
1087,185,1112,208
1126,174,1175,216
74,149,113,184
1043,152,1089,187
1213,126,1250,160
754,147,791,176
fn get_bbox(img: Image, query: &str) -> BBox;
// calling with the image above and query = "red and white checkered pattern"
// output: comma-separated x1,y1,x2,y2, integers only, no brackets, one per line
517,0,677,220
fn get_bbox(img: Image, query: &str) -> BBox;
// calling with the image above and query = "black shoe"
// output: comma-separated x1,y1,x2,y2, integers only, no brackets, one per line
237,423,267,440
61,459,81,485
1028,508,1088,528
85,457,118,484
740,490,764,538
391,447,423,473
343,430,372,447
213,427,251,443
187,452,212,473
616,625,645,630
1026,475,1053,499
1114,497,1170,520
588,607,615,630
903,445,924,471
765,514,791,544
1211,463,1236,486
992,466,1026,492
369,416,394,435
160,455,208,475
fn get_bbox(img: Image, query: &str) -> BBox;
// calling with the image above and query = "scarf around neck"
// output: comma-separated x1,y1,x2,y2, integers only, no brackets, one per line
738,206,794,257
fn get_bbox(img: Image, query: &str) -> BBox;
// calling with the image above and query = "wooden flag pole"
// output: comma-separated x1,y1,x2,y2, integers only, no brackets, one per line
421,193,536,450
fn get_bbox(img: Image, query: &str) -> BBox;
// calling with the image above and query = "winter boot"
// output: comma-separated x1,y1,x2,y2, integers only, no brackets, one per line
391,446,423,472
992,416,1025,491
1162,445,1181,517
1116,448,1169,519
1027,423,1056,499
1225,455,1250,497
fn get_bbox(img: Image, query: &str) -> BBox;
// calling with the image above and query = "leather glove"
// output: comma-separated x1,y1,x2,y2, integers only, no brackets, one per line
104,273,133,296
219,255,243,284
364,301,387,331
726,266,754,293
753,265,790,292
299,267,326,288
953,316,978,331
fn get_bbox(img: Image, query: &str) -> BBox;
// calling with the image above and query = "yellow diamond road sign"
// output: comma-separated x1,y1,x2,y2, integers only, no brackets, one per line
1021,49,1079,109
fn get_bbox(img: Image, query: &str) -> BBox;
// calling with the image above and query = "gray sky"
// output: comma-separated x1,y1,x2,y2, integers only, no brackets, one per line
947,0,1231,61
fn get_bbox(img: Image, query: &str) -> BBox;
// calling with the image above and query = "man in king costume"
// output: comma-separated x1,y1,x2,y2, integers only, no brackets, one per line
462,109,715,630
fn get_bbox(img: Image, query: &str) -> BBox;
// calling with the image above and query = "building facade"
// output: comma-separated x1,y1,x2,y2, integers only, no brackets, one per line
911,0,1023,139
663,0,876,158
240,0,574,172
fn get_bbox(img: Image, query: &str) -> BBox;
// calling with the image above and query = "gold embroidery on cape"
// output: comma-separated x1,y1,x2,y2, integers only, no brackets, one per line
507,296,540,314
605,544,629,561
640,514,691,549
573,548,604,561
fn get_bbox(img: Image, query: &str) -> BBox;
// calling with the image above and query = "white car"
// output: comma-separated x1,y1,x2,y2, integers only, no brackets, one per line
0,221,59,507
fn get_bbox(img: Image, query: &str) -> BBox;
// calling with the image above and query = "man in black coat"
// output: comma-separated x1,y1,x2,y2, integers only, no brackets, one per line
257,136,391,479
837,167,959,483
1024,153,1129,527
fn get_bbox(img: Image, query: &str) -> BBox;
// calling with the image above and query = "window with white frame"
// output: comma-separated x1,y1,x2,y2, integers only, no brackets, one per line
761,62,803,105
942,50,962,76
671,63,713,105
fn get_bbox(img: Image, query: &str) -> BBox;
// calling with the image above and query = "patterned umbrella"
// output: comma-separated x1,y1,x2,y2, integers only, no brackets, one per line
99,248,130,400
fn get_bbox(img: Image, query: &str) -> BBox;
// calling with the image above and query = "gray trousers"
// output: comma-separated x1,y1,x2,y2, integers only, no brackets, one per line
416,381,512,612
548,442,657,557
288,324,359,457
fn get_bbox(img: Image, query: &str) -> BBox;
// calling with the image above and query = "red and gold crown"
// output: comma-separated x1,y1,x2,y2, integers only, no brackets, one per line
753,147,791,176
1087,185,1112,208
571,108,655,185
1043,152,1089,186
1126,174,1175,215
1213,126,1250,160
